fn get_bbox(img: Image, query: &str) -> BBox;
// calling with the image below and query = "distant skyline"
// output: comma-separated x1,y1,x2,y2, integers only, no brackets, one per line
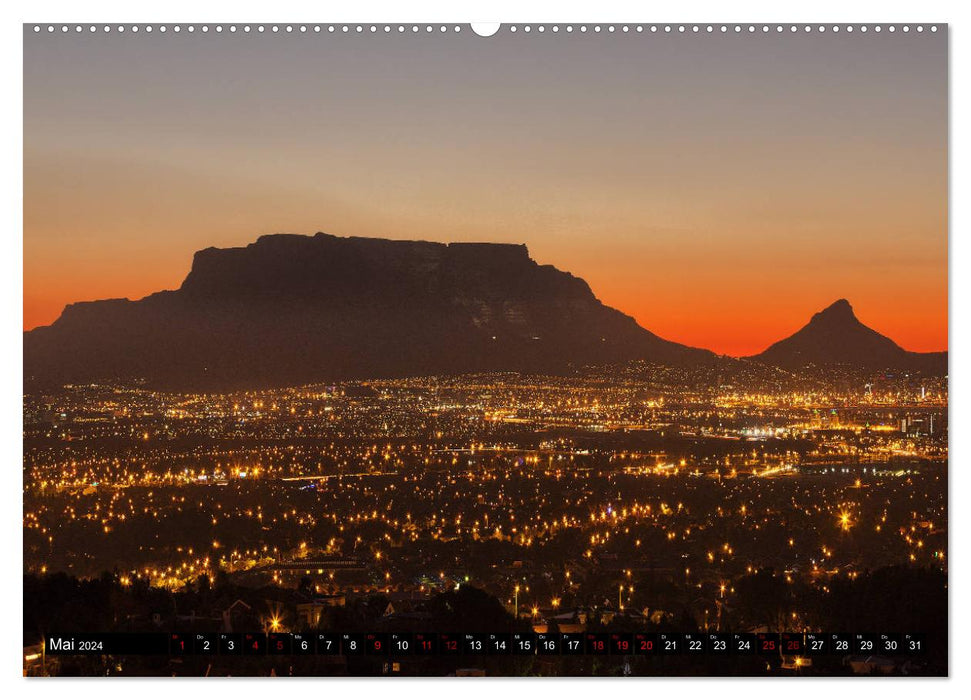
24,26,947,355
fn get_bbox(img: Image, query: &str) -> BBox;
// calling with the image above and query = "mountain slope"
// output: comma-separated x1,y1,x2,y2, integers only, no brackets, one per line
750,299,946,373
24,233,714,390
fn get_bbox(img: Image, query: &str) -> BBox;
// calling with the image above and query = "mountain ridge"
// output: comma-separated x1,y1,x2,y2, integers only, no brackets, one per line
24,232,714,390
749,298,947,373
24,234,947,391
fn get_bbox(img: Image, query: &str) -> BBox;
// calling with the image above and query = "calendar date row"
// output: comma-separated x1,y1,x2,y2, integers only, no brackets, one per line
47,632,927,657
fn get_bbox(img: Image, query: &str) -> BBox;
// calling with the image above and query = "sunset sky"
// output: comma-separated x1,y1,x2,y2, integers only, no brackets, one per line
24,25,947,356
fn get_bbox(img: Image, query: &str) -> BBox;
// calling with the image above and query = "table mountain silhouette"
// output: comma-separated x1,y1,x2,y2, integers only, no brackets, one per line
24,232,714,391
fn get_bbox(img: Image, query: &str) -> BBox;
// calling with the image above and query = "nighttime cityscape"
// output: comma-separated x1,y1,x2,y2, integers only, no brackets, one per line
23,359,948,675
22,21,947,680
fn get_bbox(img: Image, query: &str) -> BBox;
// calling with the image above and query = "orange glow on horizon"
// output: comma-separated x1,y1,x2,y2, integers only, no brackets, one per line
23,239,947,357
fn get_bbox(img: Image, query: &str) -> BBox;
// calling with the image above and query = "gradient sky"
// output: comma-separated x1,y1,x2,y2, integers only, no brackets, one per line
24,25,947,356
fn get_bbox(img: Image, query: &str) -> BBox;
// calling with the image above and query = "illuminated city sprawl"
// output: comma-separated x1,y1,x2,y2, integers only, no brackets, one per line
23,361,946,639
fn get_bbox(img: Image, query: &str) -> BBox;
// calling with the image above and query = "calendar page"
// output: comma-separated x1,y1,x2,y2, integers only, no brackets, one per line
22,21,947,678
